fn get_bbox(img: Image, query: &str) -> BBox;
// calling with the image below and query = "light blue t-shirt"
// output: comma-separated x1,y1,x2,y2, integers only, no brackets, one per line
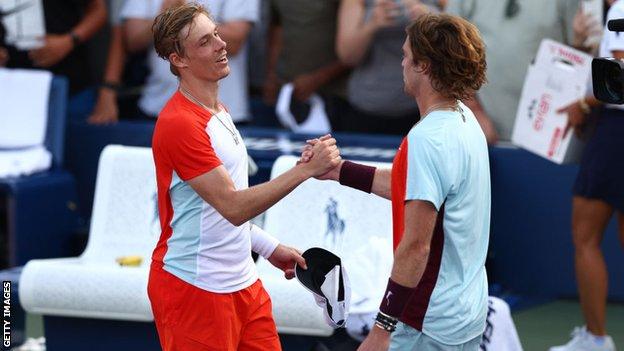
391,103,491,344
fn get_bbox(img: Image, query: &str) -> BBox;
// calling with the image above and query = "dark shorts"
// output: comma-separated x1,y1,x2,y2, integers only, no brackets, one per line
573,107,624,212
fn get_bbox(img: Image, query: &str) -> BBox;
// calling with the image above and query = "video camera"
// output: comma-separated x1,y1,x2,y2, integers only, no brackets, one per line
593,19,624,104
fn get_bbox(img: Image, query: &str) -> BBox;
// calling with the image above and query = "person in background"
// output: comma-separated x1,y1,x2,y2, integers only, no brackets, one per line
335,0,443,135
446,0,594,143
550,1,621,350
88,0,127,125
3,0,107,118
122,0,258,123
263,0,351,131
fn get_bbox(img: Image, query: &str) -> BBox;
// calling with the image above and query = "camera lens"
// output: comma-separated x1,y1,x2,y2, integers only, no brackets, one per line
605,64,623,102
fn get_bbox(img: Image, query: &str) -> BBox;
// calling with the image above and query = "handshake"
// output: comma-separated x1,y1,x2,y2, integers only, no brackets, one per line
297,134,343,181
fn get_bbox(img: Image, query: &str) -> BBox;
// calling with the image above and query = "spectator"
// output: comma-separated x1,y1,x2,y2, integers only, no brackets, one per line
446,0,584,143
2,0,107,120
550,1,621,351
88,0,128,125
122,0,258,123
336,0,443,135
263,0,351,131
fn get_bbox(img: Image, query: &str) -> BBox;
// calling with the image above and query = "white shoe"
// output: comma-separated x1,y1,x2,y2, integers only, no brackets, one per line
550,326,616,351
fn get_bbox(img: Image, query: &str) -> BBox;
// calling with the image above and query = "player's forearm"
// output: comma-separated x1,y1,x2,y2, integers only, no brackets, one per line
226,166,311,226
390,239,430,288
371,168,392,200
390,201,438,287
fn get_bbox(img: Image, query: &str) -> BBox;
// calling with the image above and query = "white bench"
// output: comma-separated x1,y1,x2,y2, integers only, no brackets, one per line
257,155,394,336
19,145,159,321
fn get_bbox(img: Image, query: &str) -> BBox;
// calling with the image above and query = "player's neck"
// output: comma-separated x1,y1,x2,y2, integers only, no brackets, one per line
415,86,456,118
179,76,220,112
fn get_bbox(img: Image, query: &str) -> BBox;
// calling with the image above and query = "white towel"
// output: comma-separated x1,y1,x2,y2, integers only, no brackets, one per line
0,68,52,148
0,146,52,178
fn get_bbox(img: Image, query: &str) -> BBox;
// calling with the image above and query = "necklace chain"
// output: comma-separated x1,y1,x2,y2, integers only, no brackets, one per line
421,100,466,122
179,87,239,145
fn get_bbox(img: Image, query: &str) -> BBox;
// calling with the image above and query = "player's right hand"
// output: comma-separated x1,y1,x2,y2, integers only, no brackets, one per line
300,134,341,178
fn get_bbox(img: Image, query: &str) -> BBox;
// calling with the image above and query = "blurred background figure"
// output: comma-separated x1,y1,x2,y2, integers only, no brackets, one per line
446,0,589,143
2,0,107,119
335,0,444,135
263,0,351,132
550,1,622,350
87,0,127,125
121,0,258,123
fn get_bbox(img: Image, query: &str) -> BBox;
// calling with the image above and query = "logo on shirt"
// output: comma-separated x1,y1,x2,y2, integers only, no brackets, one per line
385,291,393,305
324,198,345,249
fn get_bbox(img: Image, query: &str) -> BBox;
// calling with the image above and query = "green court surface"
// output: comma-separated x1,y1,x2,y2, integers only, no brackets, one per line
513,300,624,350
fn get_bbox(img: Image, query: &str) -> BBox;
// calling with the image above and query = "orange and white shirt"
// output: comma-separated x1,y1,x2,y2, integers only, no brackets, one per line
151,91,278,293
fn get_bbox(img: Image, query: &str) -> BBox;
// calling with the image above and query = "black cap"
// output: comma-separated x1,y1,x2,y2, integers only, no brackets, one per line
295,247,350,328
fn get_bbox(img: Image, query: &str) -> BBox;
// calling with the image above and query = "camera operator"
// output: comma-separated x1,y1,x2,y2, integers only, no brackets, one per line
552,1,622,351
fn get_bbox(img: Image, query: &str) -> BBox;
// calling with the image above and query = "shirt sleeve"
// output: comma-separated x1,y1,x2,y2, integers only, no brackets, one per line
249,224,280,259
404,129,451,211
162,117,222,181
120,0,160,20
219,0,260,23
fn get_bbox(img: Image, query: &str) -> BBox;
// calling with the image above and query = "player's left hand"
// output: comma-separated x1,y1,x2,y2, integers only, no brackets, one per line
29,34,74,67
357,326,391,351
268,244,307,280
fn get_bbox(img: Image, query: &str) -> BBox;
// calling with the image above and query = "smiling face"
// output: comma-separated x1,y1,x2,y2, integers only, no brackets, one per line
170,13,230,82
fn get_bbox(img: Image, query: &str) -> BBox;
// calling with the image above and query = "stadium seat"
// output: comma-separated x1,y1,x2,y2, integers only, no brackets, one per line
257,155,394,336
19,145,159,321
0,75,79,267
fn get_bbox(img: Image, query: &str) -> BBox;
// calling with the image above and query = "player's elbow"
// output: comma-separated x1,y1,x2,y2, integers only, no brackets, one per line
226,214,246,227
217,205,247,227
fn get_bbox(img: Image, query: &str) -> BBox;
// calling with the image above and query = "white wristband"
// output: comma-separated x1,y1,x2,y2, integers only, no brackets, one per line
249,224,280,259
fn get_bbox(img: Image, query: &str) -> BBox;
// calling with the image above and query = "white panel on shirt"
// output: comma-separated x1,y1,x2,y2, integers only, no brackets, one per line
195,111,259,293
120,0,260,121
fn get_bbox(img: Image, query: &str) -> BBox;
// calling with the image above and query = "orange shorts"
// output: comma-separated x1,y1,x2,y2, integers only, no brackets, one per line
148,264,281,351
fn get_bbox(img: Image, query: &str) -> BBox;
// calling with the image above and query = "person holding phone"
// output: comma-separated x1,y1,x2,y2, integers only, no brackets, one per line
335,0,443,135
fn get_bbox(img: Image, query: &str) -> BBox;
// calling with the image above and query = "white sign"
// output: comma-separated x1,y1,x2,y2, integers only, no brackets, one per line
512,39,592,164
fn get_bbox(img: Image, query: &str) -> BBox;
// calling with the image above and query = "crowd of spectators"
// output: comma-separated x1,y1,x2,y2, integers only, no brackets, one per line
0,0,600,140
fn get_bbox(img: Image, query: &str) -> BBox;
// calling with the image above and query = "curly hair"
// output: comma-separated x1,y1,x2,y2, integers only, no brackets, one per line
406,13,487,101
152,2,213,76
